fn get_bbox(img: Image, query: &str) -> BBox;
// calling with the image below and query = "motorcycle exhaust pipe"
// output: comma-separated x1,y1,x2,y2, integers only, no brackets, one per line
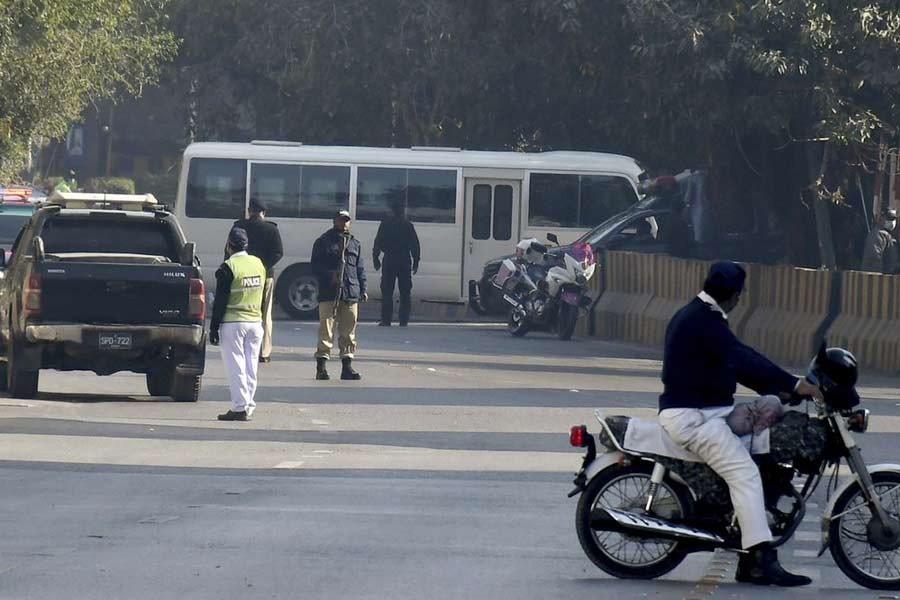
591,507,725,546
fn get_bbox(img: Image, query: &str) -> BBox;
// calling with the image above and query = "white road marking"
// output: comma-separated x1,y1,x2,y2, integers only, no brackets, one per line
0,434,577,472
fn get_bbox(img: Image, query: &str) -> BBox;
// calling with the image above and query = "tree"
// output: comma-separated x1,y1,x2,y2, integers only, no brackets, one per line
0,0,177,181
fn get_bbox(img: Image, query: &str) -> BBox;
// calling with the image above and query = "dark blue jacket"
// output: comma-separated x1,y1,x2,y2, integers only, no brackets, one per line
311,228,367,302
659,297,798,411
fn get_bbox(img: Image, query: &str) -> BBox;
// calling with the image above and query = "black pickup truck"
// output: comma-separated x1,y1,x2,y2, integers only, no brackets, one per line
0,195,206,400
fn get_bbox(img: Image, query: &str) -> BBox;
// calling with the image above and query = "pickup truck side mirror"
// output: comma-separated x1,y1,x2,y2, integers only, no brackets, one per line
180,241,196,267
546,232,559,245
32,236,45,262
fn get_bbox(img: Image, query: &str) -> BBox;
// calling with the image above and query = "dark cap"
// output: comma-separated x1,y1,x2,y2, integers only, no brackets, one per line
249,197,267,212
886,208,897,219
703,261,746,302
228,227,249,250
335,209,351,221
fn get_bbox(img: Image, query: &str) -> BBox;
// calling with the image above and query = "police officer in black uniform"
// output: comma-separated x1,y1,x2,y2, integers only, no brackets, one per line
373,200,420,326
232,198,283,362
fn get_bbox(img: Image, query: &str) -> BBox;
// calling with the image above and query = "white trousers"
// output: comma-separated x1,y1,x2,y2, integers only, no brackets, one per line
220,322,263,414
658,406,773,549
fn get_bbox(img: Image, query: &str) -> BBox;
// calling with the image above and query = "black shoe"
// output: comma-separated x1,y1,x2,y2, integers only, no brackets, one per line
315,357,330,381
341,357,362,380
378,321,391,326
217,410,249,421
259,356,271,364
735,544,811,587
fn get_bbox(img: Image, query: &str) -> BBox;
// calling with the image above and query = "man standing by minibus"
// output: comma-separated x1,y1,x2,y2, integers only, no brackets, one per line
233,197,283,362
311,210,367,381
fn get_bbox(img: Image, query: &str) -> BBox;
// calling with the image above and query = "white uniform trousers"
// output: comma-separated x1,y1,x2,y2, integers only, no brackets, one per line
220,321,264,415
659,406,773,549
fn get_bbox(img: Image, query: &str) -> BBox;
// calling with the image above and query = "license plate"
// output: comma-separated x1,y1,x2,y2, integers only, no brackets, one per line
99,332,132,350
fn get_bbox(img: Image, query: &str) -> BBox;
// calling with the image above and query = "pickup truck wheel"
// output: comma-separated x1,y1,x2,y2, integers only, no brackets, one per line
8,341,38,399
146,367,174,397
171,373,201,402
277,266,319,320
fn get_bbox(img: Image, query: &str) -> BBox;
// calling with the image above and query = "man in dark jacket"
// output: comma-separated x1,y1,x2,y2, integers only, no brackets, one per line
373,201,420,326
232,197,283,362
659,261,821,587
860,208,898,274
311,210,367,380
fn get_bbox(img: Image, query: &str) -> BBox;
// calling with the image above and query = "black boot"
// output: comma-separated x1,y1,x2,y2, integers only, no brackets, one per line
735,543,811,587
341,357,361,380
315,357,330,381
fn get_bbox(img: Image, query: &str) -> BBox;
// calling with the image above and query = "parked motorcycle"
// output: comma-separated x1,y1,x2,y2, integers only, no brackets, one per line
491,234,596,340
567,345,900,589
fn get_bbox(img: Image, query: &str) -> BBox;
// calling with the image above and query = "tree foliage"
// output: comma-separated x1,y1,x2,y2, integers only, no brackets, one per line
0,0,177,180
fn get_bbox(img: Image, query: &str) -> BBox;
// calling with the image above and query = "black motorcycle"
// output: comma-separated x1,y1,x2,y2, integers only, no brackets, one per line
568,345,900,589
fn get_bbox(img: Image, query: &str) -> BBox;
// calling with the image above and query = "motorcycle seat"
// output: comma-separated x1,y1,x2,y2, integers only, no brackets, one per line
594,409,769,461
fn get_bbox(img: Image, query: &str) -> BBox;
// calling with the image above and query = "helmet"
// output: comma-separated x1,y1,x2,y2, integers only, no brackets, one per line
807,344,859,409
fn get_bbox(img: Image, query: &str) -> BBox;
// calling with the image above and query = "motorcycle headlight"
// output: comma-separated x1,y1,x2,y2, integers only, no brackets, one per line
847,408,870,433
575,274,587,286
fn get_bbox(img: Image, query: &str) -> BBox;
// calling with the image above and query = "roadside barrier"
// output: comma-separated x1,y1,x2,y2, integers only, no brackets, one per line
825,270,900,373
592,252,662,344
739,266,836,365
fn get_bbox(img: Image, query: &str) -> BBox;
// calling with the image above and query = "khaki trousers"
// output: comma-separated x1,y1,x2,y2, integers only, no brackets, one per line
260,277,274,359
315,300,358,359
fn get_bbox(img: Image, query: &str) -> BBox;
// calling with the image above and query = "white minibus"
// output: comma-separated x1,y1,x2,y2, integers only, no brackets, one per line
174,141,645,318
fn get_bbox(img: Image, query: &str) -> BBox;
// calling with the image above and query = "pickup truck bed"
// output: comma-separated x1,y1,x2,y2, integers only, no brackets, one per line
0,204,206,400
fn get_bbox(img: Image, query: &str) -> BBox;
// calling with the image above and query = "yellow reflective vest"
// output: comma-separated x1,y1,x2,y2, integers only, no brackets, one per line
223,252,266,322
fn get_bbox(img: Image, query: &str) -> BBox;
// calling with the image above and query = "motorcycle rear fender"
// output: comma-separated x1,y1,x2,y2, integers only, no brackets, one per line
583,451,692,491
817,462,900,557
584,450,626,481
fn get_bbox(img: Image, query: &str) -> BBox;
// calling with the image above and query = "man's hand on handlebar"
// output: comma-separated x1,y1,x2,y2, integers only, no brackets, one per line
779,378,824,405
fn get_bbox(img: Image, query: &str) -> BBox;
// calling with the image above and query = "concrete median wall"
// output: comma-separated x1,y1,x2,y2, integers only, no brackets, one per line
739,266,836,365
825,270,900,373
589,251,900,372
592,252,657,343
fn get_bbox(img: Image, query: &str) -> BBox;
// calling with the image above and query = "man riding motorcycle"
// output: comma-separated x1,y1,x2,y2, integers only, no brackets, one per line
659,261,823,587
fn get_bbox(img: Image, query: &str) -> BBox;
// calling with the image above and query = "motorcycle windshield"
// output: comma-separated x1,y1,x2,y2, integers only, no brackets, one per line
568,242,594,266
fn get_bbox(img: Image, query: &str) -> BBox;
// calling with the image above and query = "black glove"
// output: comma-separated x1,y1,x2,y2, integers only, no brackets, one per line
373,256,381,271
209,329,220,346
412,261,419,275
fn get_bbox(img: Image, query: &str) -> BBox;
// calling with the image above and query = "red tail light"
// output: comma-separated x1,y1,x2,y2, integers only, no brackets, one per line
189,278,206,320
24,274,42,317
570,425,588,448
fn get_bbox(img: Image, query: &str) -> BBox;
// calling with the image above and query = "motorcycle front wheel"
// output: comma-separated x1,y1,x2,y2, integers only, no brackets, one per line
576,463,693,579
829,471,900,589
557,302,578,340
507,307,530,337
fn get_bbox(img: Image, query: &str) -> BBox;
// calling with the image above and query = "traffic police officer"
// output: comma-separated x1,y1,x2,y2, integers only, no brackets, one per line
373,201,420,326
659,261,822,586
210,228,267,421
232,197,283,362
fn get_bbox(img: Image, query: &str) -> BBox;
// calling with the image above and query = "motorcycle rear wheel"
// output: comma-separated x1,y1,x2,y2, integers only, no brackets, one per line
829,471,900,590
576,463,693,579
